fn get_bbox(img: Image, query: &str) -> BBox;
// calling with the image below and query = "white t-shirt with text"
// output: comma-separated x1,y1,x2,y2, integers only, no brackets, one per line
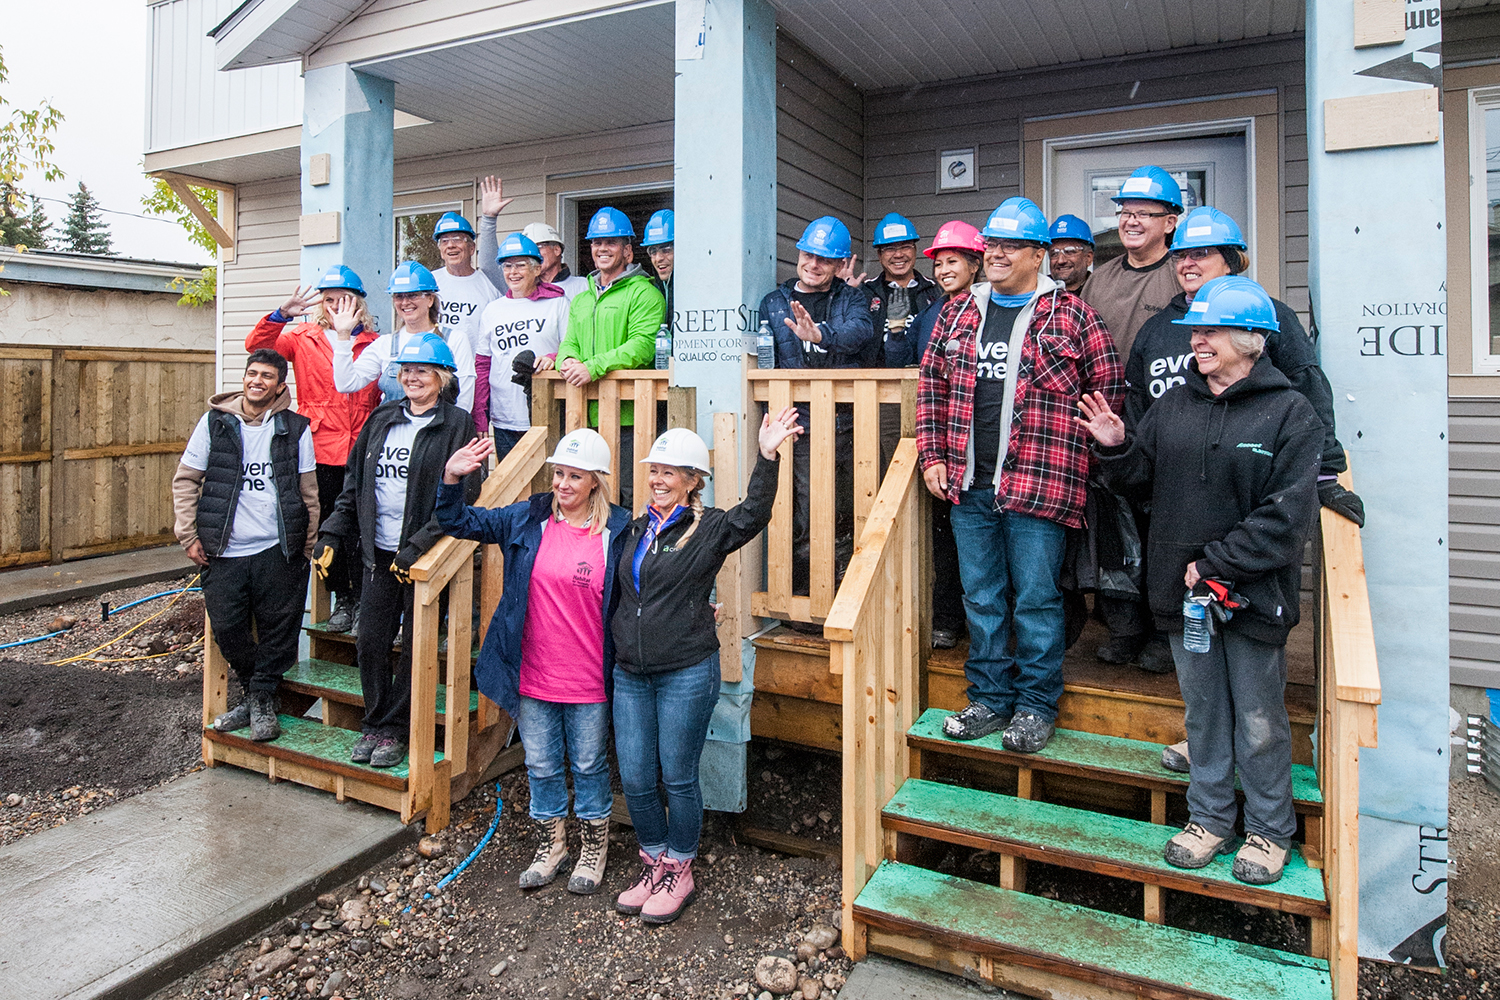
475,294,568,430
373,409,438,552
435,269,500,358
182,412,316,558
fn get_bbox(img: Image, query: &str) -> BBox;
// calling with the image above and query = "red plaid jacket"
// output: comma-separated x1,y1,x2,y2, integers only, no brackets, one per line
917,279,1124,528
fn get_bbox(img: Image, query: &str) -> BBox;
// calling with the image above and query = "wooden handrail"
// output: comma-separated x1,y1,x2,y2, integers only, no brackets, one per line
530,370,673,507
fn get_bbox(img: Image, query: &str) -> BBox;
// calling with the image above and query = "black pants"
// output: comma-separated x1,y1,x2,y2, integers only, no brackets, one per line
791,405,854,596
315,463,361,601
203,546,309,694
617,426,635,513
931,500,965,634
357,550,415,737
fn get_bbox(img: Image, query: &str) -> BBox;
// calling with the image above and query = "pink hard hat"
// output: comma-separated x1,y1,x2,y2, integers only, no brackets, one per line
924,220,985,259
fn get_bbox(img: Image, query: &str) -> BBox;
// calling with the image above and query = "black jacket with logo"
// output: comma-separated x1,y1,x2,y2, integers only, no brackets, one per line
612,454,780,674
861,272,941,367
1095,357,1322,645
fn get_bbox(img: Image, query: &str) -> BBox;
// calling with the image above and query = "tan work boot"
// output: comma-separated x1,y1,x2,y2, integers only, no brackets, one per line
1163,821,1234,869
518,817,570,889
1161,740,1190,773
568,819,610,895
1232,833,1288,885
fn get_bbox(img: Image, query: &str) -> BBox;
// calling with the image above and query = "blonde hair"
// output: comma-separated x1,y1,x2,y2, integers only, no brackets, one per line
1228,329,1266,360
670,470,707,548
551,470,611,535
311,297,376,334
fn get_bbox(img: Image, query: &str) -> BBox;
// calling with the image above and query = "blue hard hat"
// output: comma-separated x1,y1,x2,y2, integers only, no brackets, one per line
314,264,366,296
641,209,674,247
1171,206,1247,252
795,216,852,259
871,212,919,247
1111,165,1184,212
1048,214,1095,246
496,231,542,262
432,211,476,240
586,207,635,240
394,331,458,370
1172,275,1279,333
981,197,1051,245
388,261,440,294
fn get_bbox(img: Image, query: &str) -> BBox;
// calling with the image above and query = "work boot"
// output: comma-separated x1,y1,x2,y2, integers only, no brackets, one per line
1232,833,1288,885
931,627,959,650
1001,710,1055,754
519,817,570,889
248,691,280,742
349,732,380,764
1161,740,1191,773
1136,637,1176,675
1095,635,1143,664
641,857,696,925
1163,822,1234,870
942,702,1006,741
616,849,664,914
568,819,610,895
326,593,355,633
212,701,250,733
369,737,407,768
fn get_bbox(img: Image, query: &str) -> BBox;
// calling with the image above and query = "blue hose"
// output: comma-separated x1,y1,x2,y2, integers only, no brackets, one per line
0,630,68,652
104,586,202,620
403,780,504,912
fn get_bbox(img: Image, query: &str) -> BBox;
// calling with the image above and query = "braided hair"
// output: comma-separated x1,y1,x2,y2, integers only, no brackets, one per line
671,470,707,548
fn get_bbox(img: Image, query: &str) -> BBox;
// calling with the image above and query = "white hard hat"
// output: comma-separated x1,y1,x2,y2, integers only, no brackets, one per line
522,222,564,247
641,427,712,476
547,429,611,474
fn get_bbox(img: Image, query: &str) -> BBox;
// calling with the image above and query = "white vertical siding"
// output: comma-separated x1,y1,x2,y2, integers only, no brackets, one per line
219,176,301,392
147,0,302,153
1451,398,1500,689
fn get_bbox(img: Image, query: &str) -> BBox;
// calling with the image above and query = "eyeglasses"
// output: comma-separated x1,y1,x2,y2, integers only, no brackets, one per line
1115,209,1174,221
1048,246,1089,259
392,292,430,302
436,234,472,245
984,238,1041,255
400,364,438,376
1170,247,1221,262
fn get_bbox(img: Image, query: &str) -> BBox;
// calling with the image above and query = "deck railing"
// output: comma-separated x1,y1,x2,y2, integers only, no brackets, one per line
529,370,674,509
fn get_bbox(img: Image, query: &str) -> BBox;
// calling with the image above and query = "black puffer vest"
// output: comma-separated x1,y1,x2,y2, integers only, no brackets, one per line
196,409,311,558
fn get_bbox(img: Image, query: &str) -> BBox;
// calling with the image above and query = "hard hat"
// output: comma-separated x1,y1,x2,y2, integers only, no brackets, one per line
431,211,476,240
871,212,919,247
394,331,458,370
1048,215,1095,246
1171,206,1247,252
496,231,543,263
1171,275,1279,333
546,429,612,474
641,427,712,476
981,197,1051,245
314,264,366,296
388,261,440,294
1111,166,1184,212
586,207,635,240
923,220,985,259
795,216,852,259
522,222,564,246
641,209,675,247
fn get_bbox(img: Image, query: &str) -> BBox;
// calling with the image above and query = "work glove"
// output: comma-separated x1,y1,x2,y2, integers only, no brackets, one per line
1196,578,1251,632
311,538,337,580
1318,481,1365,528
390,550,417,585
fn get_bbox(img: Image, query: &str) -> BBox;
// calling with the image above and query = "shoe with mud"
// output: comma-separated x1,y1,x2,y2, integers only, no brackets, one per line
1232,833,1287,885
641,857,696,925
931,627,959,650
1136,638,1176,674
1095,636,1143,664
248,691,280,742
212,702,251,733
349,732,380,764
520,817,570,889
1001,710,1055,753
369,737,407,768
943,702,1006,741
1163,821,1234,869
1161,739,1191,773
616,849,663,915
326,595,355,633
568,819,610,895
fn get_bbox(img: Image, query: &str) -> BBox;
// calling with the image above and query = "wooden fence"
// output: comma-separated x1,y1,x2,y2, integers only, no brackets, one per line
529,369,675,509
0,345,214,567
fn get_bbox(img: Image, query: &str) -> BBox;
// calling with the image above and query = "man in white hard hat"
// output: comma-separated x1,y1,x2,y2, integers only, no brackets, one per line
477,176,589,300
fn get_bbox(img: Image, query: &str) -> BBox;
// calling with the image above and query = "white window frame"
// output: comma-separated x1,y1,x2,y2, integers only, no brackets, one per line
1469,86,1500,375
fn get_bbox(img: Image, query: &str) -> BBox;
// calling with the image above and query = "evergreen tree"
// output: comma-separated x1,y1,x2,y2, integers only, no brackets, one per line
0,185,49,248
61,181,111,255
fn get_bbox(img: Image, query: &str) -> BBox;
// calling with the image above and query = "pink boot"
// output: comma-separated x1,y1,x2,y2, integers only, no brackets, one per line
641,856,695,924
615,849,663,915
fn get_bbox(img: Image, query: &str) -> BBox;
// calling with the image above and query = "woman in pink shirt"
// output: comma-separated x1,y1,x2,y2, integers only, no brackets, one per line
435,428,631,895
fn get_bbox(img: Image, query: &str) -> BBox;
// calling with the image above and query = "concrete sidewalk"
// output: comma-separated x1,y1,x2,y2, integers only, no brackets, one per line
0,547,196,616
0,768,413,1000
840,955,1025,1000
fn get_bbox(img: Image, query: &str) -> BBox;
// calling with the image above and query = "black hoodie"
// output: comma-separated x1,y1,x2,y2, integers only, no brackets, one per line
1095,356,1322,646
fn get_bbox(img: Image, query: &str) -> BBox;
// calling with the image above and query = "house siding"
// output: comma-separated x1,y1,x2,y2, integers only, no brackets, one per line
1451,398,1500,689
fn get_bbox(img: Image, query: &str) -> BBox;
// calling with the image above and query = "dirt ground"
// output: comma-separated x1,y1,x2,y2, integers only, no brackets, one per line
1,576,1498,999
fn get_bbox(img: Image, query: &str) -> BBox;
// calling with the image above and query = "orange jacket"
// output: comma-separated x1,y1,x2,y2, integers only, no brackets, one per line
245,314,382,466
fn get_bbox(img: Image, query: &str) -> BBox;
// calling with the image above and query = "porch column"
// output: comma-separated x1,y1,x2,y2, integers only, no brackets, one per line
299,64,395,329
1306,0,1448,965
673,0,778,811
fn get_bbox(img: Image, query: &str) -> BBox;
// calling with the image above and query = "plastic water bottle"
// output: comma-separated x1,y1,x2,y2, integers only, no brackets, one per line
654,323,671,370
757,320,776,370
1182,594,1212,654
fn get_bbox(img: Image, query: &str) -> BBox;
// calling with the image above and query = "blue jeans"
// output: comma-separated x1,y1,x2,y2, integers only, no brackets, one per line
515,696,612,822
950,490,1067,722
493,427,526,462
611,653,721,861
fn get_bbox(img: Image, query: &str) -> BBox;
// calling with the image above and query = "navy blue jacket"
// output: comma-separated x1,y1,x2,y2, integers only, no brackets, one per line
759,278,877,368
434,485,631,717
887,294,950,369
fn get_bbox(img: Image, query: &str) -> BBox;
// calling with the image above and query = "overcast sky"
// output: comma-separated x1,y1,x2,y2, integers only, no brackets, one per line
3,4,212,264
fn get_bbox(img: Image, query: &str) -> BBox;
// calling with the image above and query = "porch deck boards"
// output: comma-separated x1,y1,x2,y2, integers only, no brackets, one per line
884,778,1326,916
854,861,1332,1000
282,657,479,716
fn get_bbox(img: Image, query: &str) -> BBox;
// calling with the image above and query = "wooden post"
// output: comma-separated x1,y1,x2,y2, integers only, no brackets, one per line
810,380,836,619
713,413,744,683
406,585,441,824
632,378,658,517
767,379,793,617
597,379,621,505
444,558,473,776
202,614,229,764
478,542,503,732
852,380,879,546
667,385,696,430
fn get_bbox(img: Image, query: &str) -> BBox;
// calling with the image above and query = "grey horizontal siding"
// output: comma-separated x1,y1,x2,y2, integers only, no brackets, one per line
1445,8,1500,66
1451,398,1500,689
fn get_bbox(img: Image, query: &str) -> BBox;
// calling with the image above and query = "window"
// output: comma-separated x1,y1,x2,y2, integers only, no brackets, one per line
394,209,454,273
1473,89,1500,367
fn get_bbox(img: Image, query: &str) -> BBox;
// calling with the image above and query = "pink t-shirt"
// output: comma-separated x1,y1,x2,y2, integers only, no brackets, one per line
518,518,608,703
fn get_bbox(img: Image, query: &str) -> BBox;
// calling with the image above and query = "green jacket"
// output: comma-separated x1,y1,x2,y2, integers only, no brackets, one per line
558,265,666,426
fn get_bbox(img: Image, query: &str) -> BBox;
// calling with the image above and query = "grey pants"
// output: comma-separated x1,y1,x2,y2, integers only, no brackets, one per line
1170,629,1297,845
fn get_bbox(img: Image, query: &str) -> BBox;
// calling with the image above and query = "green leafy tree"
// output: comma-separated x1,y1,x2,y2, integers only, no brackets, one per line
61,181,112,255
142,177,218,306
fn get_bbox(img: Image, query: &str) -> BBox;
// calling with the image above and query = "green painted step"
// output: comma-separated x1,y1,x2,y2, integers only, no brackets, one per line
885,778,1326,916
854,861,1330,1000
283,658,479,716
305,621,480,661
205,713,443,789
908,708,1322,810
